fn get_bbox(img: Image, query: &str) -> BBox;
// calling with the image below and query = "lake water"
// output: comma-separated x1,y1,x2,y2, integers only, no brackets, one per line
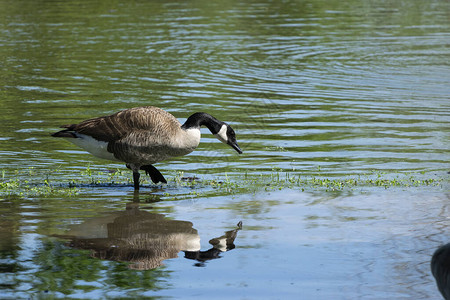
0,0,449,299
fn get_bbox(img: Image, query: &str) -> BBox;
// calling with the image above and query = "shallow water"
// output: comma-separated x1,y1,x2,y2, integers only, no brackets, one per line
0,188,448,299
0,0,449,298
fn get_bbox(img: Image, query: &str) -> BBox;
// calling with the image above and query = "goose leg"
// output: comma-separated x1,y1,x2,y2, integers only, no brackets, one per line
140,165,167,184
133,171,140,190
126,164,142,190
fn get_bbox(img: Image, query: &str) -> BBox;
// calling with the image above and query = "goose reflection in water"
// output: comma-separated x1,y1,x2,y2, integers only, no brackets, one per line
57,204,242,270
185,221,242,267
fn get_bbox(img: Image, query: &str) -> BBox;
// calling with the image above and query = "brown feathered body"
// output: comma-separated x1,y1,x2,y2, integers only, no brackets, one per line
52,106,201,166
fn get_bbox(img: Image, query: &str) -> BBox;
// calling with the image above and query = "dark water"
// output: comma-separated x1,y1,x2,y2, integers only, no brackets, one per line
0,0,449,298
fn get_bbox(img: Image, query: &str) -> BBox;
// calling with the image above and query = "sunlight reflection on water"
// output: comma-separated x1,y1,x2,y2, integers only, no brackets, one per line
0,0,449,298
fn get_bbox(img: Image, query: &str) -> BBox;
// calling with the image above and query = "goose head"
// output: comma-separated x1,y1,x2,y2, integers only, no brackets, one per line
181,112,243,154
214,123,243,154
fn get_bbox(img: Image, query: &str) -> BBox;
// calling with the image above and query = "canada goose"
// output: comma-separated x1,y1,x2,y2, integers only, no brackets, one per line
51,106,242,190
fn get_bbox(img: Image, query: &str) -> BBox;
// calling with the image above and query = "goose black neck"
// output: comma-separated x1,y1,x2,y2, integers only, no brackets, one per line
181,112,222,134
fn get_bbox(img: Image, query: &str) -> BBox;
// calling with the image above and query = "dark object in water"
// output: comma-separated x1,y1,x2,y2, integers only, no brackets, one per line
431,243,450,299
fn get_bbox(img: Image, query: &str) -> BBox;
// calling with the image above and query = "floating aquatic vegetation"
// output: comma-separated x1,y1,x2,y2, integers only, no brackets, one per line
0,167,444,198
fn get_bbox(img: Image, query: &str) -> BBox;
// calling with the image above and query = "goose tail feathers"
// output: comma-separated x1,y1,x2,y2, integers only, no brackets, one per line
51,130,77,138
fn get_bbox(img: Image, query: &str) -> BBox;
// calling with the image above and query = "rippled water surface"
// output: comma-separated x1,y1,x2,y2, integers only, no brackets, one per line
0,0,449,298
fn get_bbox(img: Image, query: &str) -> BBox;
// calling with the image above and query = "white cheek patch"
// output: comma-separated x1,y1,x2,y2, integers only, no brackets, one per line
214,124,228,144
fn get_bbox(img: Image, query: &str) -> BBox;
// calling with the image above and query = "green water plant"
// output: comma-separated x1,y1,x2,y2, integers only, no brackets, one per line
0,167,445,198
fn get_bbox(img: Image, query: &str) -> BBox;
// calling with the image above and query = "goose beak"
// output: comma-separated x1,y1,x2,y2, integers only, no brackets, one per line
229,141,243,154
